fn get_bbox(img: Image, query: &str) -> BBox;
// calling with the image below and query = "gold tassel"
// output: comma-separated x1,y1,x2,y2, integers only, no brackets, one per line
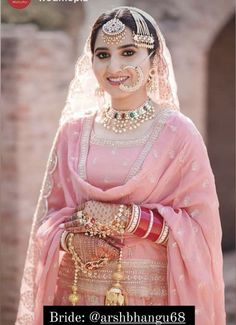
105,249,127,306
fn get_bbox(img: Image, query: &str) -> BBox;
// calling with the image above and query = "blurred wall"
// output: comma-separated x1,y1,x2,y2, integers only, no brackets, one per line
207,16,235,251
1,25,74,324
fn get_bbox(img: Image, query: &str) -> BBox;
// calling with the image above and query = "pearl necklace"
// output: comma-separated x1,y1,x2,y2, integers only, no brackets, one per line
101,98,155,133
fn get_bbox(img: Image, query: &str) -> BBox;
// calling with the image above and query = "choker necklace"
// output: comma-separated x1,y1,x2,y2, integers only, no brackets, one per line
101,98,155,133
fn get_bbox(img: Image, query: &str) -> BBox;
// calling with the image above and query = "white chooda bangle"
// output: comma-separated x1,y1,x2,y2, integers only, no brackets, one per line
60,230,70,253
155,221,169,245
126,204,141,233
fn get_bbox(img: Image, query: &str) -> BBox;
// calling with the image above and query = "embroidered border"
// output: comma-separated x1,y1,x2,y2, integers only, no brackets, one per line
78,116,94,180
38,146,58,224
90,129,152,147
125,108,173,181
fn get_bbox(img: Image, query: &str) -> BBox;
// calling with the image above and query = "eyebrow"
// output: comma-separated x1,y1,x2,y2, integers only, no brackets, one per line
94,44,137,53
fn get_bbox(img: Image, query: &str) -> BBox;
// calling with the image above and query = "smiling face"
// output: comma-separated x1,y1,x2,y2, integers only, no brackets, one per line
92,27,152,103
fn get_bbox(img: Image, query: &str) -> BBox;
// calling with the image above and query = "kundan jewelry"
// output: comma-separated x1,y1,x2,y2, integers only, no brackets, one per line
101,9,155,49
130,9,155,49
119,65,144,93
67,233,110,305
102,13,126,45
105,240,127,305
73,204,129,238
101,98,155,133
147,67,158,93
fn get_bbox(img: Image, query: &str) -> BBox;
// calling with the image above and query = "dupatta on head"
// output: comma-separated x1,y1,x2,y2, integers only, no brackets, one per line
15,6,225,325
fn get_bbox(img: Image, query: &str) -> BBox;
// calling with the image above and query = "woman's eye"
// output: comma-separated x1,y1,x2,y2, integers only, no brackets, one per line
123,50,135,56
96,52,110,59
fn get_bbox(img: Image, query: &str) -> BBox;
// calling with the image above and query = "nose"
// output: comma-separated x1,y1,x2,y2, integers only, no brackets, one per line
107,56,122,75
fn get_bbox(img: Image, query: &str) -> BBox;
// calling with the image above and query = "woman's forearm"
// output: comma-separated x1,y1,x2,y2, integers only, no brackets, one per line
126,205,168,244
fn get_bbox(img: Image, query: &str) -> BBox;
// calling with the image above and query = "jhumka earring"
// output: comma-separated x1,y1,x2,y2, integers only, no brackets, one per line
95,85,105,97
147,67,158,93
102,12,126,45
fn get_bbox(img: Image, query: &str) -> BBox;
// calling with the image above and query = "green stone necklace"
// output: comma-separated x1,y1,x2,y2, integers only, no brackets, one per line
102,98,155,133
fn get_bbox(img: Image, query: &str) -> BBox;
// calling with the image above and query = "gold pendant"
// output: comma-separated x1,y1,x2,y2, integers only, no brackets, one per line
105,252,127,306
105,285,127,306
69,285,80,306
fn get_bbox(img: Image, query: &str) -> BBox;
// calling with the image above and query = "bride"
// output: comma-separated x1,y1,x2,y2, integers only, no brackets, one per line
16,6,226,325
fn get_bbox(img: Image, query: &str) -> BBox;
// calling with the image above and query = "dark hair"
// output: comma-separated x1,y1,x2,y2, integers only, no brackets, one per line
90,8,159,58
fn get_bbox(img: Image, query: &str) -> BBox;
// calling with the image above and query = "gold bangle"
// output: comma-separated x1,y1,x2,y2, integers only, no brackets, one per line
60,230,70,253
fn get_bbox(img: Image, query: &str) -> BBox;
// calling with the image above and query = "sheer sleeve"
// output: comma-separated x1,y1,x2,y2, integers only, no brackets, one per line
142,116,225,325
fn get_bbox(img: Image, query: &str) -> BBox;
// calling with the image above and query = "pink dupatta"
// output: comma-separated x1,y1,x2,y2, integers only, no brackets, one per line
16,107,225,325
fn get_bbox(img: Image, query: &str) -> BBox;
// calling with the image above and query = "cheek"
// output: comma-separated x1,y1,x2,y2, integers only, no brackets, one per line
141,63,151,82
92,60,106,80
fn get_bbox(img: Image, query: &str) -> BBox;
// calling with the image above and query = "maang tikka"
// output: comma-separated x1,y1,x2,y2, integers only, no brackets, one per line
102,13,126,45
102,9,155,49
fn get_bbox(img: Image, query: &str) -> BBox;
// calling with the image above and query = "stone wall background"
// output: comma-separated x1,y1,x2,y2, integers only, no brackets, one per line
1,0,235,324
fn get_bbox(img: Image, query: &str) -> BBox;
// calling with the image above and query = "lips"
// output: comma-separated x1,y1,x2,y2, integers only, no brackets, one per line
107,76,129,86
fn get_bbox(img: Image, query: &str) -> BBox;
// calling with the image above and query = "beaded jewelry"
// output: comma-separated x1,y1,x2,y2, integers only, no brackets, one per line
119,65,144,93
147,67,158,93
102,9,155,49
67,233,109,305
74,204,129,238
101,98,155,134
102,14,126,45
105,248,127,306
130,9,155,49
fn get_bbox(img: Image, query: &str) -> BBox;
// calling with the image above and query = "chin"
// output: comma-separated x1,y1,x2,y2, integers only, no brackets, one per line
105,87,137,100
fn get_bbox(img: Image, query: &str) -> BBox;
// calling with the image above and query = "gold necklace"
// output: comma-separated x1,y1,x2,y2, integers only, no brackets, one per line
101,98,155,133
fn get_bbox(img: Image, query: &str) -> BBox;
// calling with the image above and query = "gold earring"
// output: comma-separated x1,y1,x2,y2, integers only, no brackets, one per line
95,85,105,97
147,67,158,93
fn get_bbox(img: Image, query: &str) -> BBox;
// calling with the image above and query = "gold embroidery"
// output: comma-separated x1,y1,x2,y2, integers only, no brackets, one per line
126,108,173,181
57,255,168,298
90,129,151,147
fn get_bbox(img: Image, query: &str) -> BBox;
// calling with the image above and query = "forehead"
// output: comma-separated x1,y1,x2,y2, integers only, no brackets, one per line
94,26,134,49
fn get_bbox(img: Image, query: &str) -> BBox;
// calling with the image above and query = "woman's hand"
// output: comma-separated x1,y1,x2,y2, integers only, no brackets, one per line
60,201,128,260
62,200,131,236
66,233,123,262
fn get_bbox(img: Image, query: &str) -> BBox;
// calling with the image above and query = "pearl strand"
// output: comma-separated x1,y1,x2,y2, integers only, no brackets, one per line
102,98,155,134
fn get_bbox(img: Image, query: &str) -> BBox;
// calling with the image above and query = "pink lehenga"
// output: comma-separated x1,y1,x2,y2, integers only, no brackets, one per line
15,6,226,325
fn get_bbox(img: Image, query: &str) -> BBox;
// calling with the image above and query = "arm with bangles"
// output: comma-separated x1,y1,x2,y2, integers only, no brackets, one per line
59,201,169,253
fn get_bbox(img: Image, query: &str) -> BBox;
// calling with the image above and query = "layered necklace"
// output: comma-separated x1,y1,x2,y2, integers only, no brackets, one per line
101,98,155,133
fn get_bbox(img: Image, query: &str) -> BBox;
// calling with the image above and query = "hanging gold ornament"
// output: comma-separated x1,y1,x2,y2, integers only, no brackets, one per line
105,249,127,306
147,67,158,93
102,17,126,45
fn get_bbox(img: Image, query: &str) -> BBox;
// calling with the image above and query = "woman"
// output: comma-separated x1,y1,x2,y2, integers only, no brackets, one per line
16,6,226,325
